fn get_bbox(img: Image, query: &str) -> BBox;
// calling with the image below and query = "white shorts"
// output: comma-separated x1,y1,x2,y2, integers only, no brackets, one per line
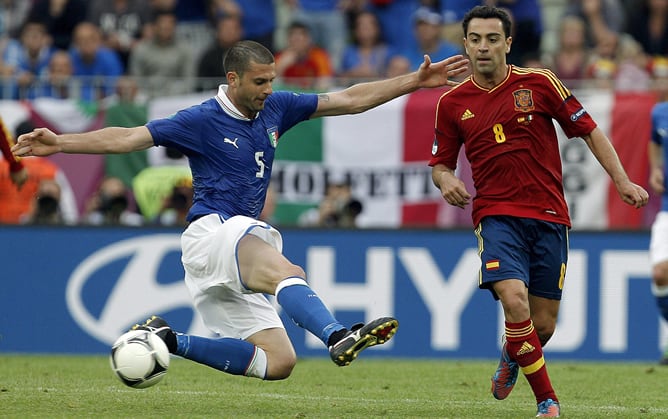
181,214,285,339
650,211,668,266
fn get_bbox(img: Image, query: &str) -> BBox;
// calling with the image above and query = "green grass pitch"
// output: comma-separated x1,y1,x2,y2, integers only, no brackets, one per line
1,355,667,418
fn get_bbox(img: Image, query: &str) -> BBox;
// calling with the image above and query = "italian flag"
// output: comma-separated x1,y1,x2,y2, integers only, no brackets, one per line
274,88,470,228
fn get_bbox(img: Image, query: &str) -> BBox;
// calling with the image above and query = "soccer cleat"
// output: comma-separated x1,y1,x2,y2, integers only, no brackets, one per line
536,398,560,417
491,342,519,400
329,317,399,366
131,315,177,353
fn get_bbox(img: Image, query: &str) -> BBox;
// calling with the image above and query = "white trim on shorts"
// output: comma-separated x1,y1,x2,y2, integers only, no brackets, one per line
181,214,285,340
650,211,668,266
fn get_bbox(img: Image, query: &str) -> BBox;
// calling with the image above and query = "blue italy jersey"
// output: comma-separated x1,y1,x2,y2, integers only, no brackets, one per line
146,86,318,221
651,102,668,211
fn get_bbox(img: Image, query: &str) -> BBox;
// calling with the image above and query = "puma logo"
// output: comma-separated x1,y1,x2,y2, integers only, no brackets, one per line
224,137,239,149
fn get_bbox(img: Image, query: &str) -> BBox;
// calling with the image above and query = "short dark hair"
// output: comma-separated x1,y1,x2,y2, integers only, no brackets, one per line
462,6,512,38
223,40,275,76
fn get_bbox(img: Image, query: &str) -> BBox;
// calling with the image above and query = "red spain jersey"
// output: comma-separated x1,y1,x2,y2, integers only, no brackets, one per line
429,66,597,228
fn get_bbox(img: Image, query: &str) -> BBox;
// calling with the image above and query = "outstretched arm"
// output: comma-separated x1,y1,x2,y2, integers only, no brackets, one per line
12,126,154,158
648,141,665,195
582,127,649,208
312,54,469,118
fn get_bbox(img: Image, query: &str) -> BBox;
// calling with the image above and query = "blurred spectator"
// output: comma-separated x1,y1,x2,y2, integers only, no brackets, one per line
626,0,668,58
103,76,150,187
221,0,276,52
405,7,460,72
0,0,32,42
154,178,193,226
438,0,479,46
0,119,78,224
584,32,652,91
275,20,333,90
0,21,55,99
69,22,124,102
548,15,589,85
366,0,421,57
584,30,620,88
386,54,412,77
83,176,143,226
129,11,195,98
298,180,363,228
484,0,543,65
132,165,192,221
86,0,154,71
284,0,350,72
197,13,243,91
27,0,88,50
564,0,625,50
40,50,76,99
27,179,64,225
614,33,652,92
338,11,397,83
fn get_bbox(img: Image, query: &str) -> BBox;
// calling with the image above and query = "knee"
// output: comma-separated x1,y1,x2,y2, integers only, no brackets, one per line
532,321,556,347
497,288,530,319
652,262,668,286
264,351,297,380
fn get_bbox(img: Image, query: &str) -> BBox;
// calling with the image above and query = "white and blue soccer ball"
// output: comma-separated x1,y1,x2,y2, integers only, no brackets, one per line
110,329,170,389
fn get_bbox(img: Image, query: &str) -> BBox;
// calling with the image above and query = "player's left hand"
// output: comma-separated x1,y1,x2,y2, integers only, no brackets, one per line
417,54,470,88
617,181,649,208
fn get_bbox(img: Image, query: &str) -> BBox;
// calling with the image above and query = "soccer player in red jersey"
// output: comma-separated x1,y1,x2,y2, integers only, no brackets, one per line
429,6,649,418
0,117,27,189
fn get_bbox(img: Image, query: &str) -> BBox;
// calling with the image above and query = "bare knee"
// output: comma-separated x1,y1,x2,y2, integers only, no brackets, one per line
264,351,297,380
495,282,530,322
652,262,668,286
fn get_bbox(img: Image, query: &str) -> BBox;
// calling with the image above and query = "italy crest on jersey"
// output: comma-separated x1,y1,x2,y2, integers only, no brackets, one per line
512,89,535,112
267,126,279,148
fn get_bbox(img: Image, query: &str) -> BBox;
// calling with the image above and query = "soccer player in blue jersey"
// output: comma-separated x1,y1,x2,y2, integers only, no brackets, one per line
649,74,668,365
13,40,469,380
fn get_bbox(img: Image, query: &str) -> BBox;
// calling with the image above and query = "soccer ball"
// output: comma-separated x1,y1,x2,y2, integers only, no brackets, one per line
110,329,170,389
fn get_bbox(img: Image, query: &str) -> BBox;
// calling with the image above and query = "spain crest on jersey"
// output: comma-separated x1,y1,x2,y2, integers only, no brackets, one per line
267,126,279,148
512,89,535,112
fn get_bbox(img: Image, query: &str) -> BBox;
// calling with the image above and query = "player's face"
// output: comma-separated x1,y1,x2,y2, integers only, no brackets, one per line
228,61,276,118
464,18,511,79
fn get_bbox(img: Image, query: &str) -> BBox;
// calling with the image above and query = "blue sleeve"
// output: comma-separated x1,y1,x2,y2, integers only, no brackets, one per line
146,104,204,155
269,91,319,133
651,104,665,145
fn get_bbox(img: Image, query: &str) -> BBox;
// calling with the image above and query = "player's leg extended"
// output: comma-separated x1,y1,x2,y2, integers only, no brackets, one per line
650,213,668,364
133,315,281,379
239,234,398,366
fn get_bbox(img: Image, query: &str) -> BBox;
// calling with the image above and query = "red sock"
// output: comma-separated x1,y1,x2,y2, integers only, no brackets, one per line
505,319,558,403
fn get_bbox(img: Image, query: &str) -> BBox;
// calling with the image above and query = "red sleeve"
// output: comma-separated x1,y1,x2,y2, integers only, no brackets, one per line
536,69,596,138
0,119,23,172
428,94,462,169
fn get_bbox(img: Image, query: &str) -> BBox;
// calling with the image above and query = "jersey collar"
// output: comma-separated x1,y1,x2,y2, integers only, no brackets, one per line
215,84,259,121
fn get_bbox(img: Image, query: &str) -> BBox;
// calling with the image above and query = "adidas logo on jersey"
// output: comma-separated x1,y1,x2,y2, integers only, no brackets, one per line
516,341,535,356
461,109,475,120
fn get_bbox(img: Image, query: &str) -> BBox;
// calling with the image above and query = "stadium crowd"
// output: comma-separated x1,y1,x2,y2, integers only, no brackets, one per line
0,0,667,226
